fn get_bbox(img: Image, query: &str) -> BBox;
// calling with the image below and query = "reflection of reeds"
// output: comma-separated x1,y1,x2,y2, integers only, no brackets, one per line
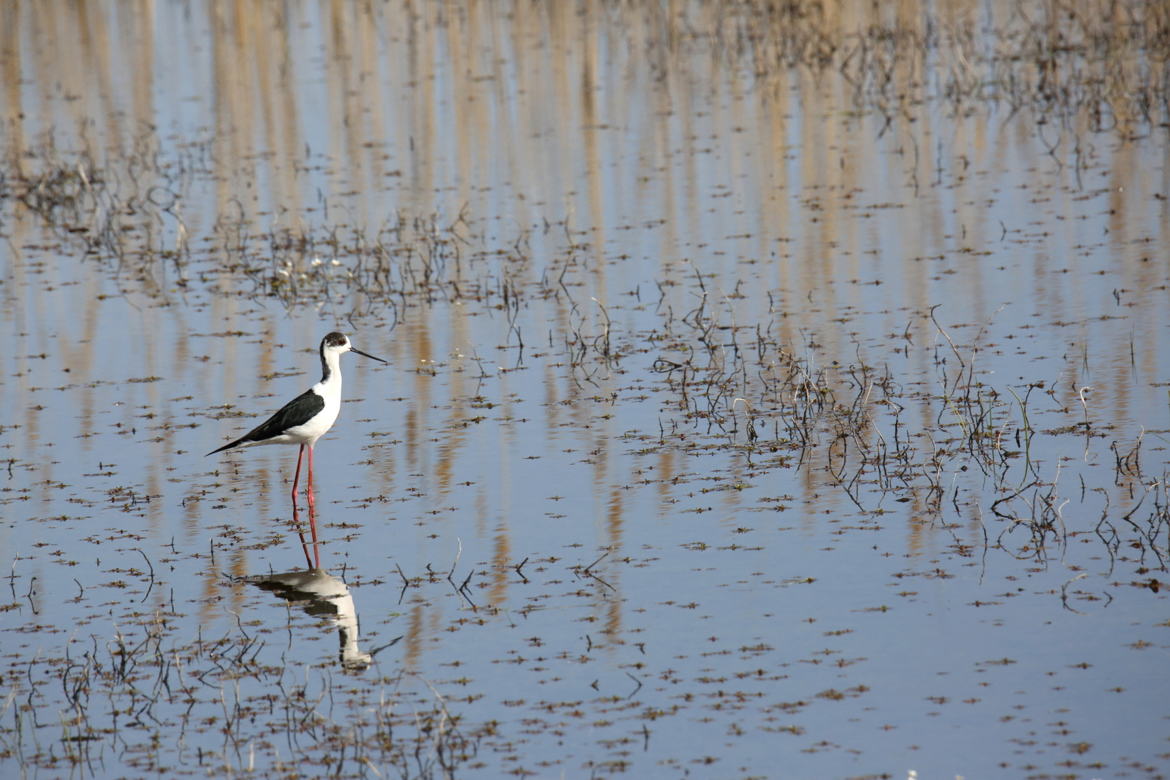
9,137,194,296
223,211,482,321
645,276,1169,570
675,0,1169,129
5,139,1166,573
4,609,485,776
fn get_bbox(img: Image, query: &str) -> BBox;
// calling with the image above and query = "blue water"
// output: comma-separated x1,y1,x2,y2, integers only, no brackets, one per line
2,2,1168,777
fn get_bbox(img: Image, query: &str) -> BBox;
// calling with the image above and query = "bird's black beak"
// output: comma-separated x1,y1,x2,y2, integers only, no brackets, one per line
351,347,387,364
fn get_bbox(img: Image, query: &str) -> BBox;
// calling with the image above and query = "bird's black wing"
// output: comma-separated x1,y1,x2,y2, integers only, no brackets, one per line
208,388,325,455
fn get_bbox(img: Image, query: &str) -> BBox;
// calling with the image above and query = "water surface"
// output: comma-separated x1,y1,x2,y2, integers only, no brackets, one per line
2,2,1168,777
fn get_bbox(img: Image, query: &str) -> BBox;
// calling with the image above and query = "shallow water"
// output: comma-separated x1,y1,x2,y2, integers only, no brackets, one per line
2,1,1169,778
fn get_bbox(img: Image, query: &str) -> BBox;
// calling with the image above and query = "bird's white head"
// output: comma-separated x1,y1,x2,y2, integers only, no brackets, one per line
317,332,386,384
322,331,352,356
320,332,387,365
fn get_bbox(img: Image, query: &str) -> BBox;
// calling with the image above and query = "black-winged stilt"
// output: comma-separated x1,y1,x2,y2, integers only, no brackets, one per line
208,332,385,506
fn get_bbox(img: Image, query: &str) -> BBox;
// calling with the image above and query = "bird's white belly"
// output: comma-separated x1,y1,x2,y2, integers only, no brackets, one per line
287,397,341,446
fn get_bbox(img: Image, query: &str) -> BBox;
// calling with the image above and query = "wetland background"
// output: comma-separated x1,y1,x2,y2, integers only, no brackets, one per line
2,1,1169,777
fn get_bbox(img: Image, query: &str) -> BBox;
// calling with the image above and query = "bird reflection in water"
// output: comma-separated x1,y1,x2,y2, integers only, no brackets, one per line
246,503,399,670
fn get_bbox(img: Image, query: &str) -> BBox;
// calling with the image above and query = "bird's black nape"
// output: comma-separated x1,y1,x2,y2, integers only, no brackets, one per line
319,332,348,382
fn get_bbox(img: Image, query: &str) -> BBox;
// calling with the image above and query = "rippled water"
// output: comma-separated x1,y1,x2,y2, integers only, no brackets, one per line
2,2,1168,778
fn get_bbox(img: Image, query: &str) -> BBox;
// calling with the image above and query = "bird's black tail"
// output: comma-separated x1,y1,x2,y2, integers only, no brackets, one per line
207,436,247,456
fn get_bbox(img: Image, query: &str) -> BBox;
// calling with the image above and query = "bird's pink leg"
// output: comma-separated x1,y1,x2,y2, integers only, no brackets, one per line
306,445,316,509
291,444,306,505
305,446,319,553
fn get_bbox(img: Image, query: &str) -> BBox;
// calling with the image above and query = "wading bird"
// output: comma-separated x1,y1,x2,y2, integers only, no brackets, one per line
208,332,386,508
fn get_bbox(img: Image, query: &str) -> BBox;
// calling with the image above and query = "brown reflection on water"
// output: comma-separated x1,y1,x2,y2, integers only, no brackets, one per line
805,450,852,530
62,289,100,456
211,2,259,225
654,448,676,517
183,479,202,543
0,4,24,174
400,600,424,673
579,5,610,305
404,318,435,478
259,4,306,221
199,542,244,630
601,484,624,644
434,302,475,498
489,517,512,609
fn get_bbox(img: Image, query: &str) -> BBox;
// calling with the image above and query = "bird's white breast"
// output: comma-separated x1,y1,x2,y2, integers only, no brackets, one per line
289,377,342,446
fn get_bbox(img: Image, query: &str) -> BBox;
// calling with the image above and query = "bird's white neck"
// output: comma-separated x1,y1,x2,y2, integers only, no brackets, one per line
319,349,343,391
